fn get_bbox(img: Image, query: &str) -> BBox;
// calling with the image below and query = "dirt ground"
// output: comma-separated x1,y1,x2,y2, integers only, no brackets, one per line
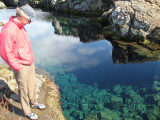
0,86,54,120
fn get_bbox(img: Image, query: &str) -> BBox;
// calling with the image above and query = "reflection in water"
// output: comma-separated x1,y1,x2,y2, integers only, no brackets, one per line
52,17,104,42
111,40,160,64
1,9,160,120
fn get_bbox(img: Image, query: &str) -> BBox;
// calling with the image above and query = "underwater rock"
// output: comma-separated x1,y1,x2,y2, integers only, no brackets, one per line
153,94,160,106
144,106,160,120
80,102,90,111
72,110,83,120
153,94,160,101
94,102,104,111
113,85,123,95
153,81,160,92
100,108,121,120
110,96,123,109
85,108,121,120
85,112,99,120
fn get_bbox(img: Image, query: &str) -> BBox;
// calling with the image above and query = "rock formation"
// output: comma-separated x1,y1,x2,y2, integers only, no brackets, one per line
102,0,160,42
0,63,65,120
0,1,6,9
1,0,159,41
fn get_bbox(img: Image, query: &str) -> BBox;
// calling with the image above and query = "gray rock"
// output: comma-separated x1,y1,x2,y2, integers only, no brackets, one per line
0,80,8,90
0,92,4,99
102,0,160,41
10,93,19,101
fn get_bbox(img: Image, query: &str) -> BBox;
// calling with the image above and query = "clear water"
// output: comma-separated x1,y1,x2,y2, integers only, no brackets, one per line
1,9,160,120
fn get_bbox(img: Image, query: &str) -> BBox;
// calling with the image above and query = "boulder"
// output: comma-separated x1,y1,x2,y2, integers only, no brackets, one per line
102,0,160,42
0,1,6,9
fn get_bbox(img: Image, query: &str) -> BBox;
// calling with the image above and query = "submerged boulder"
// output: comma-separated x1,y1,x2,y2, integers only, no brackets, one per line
85,108,121,120
153,81,160,92
110,96,123,109
100,108,121,120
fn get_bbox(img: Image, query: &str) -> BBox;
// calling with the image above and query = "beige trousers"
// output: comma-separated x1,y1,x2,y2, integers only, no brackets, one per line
13,63,37,115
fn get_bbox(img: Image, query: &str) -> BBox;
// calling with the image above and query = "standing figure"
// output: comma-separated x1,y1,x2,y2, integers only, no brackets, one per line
0,4,46,120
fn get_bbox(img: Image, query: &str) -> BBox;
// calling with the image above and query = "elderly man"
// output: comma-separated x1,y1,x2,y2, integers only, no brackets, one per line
0,4,46,120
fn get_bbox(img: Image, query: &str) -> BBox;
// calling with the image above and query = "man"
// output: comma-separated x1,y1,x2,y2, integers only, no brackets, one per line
0,4,46,120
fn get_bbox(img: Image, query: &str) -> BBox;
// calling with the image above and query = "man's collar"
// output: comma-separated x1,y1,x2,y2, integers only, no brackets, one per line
9,16,23,29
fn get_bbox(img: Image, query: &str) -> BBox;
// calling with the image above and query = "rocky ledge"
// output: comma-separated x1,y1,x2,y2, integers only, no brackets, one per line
102,0,160,43
0,63,65,120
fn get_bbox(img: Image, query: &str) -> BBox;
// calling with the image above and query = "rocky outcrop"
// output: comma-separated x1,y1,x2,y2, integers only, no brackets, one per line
0,21,4,26
0,1,6,8
0,63,65,120
102,0,160,42
3,0,113,15
53,0,112,16
2,0,159,41
30,0,113,15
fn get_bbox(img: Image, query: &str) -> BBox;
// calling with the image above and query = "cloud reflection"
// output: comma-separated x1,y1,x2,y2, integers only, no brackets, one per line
0,9,112,73
31,28,111,71
78,46,106,55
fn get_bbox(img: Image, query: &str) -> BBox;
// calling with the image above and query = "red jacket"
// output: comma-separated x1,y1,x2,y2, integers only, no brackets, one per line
0,16,34,71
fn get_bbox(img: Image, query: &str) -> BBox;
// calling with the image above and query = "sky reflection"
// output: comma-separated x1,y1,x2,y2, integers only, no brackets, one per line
0,9,112,73
1,9,159,89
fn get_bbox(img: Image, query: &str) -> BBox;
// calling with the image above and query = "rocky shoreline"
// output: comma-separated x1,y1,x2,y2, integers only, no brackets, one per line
0,63,65,120
0,0,160,43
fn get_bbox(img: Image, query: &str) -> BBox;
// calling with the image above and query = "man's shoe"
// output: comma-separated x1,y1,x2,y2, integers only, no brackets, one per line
31,103,46,110
26,112,38,120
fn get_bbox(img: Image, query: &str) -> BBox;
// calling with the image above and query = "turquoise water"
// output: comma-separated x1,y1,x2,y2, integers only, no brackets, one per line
1,9,160,120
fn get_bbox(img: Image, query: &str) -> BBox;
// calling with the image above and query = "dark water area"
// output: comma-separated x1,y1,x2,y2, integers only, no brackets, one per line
1,9,160,120
74,61,158,89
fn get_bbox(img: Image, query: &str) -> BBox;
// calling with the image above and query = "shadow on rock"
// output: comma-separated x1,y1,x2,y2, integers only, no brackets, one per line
0,79,25,117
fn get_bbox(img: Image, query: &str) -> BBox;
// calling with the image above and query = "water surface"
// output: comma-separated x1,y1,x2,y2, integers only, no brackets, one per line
1,8,160,120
